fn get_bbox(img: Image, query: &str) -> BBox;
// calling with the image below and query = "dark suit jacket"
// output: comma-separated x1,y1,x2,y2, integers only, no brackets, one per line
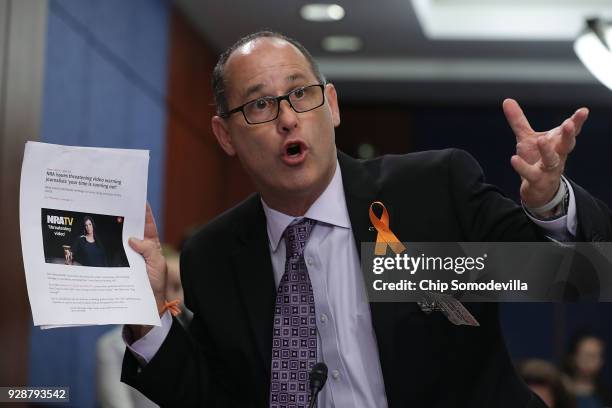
122,149,612,407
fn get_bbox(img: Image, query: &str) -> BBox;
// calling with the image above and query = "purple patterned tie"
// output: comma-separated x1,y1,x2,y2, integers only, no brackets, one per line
270,218,317,408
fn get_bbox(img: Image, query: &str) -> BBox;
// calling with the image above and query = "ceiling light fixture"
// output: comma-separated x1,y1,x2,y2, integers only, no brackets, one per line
321,35,362,52
574,18,612,91
412,0,612,41
300,4,345,22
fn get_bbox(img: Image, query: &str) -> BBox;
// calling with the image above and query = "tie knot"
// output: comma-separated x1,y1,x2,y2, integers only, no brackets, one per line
284,218,316,259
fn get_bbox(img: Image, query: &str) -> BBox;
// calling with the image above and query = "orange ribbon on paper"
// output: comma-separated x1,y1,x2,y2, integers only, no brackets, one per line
159,299,182,317
369,201,406,256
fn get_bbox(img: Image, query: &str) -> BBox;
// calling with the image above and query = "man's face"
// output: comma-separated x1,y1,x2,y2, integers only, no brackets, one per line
212,37,340,205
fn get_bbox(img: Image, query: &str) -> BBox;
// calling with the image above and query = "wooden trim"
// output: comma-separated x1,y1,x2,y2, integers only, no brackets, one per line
163,6,254,248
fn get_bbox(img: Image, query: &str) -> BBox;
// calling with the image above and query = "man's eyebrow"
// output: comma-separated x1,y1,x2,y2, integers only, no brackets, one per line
286,73,306,83
243,83,265,100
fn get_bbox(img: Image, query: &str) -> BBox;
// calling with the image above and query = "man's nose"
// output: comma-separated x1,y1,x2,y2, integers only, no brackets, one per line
276,99,298,131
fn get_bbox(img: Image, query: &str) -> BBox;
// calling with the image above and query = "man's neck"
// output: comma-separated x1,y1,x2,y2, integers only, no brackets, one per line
263,193,318,217
261,164,337,217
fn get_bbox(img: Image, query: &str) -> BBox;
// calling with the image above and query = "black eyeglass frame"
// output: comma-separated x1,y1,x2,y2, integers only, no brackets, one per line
220,84,326,125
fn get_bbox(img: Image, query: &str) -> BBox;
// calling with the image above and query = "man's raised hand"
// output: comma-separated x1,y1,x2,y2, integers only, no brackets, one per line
128,203,167,339
503,98,589,210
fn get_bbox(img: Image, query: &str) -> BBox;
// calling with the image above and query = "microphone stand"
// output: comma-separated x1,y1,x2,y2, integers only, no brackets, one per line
308,390,320,408
308,362,328,408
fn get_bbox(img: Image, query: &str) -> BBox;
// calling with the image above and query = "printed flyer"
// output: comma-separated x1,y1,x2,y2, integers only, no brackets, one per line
20,142,160,328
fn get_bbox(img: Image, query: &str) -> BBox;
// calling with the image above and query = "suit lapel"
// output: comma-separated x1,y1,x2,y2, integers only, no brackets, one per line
338,151,400,404
230,196,276,375
338,151,379,254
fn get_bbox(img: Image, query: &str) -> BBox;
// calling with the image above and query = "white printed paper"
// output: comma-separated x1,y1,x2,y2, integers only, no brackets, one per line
20,141,160,328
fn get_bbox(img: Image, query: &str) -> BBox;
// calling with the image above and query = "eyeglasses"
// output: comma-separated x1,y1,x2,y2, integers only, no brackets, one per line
221,84,326,125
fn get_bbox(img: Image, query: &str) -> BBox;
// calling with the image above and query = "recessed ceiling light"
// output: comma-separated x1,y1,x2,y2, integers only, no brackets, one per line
301,4,345,22
322,35,362,52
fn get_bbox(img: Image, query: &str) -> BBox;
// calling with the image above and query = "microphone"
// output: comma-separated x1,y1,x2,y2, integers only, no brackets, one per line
308,362,328,408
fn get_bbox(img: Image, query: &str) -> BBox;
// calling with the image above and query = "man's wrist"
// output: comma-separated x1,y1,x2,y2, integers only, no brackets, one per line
524,178,569,220
127,324,154,342
126,295,166,342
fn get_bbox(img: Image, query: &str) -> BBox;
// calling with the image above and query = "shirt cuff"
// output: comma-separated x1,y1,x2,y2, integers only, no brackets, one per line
122,310,172,366
525,176,577,240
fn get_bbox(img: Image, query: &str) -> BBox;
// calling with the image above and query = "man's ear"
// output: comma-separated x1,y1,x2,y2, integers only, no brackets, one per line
211,116,236,156
325,83,341,128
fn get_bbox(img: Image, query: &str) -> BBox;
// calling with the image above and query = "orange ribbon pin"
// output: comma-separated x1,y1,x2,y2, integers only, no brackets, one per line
369,201,406,256
159,299,182,317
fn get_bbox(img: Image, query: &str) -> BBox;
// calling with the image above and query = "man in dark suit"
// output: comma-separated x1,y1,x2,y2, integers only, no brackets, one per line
121,31,611,407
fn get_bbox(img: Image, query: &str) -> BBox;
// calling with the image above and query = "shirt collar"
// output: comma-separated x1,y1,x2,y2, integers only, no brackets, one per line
261,160,351,252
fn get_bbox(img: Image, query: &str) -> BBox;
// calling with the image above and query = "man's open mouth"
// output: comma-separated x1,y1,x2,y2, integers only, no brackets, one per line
286,143,302,157
281,141,308,165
